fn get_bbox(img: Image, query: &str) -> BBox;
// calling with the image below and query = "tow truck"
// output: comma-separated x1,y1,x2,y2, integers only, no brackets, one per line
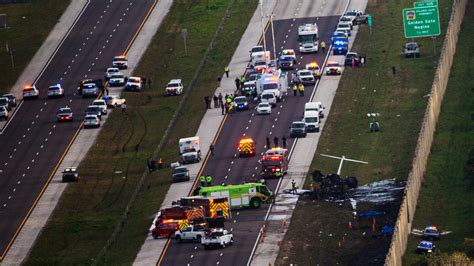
237,137,255,157
202,229,233,249
260,148,289,178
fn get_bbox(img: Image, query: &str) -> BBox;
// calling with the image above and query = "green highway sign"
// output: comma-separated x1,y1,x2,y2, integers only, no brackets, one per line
402,6,440,38
414,1,438,8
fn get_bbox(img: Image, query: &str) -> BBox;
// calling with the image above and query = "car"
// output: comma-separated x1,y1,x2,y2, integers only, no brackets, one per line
2,94,17,108
422,226,440,240
84,114,100,128
336,22,352,36
332,30,348,42
172,166,190,183
62,167,79,182
416,241,435,254
344,52,360,66
278,55,295,70
296,70,315,85
255,102,272,115
242,83,256,97
289,121,307,138
305,62,322,79
112,55,128,69
0,97,11,111
201,229,233,249
281,49,296,61
303,110,320,132
126,76,143,91
77,79,103,95
339,16,354,29
325,62,342,75
85,105,103,119
344,9,364,23
165,79,184,96
254,61,267,73
105,67,121,80
47,84,65,98
260,92,277,107
102,95,126,107
92,99,107,115
109,73,126,87
23,85,39,99
81,83,100,98
56,107,73,122
0,106,8,120
249,45,265,60
404,42,420,58
234,96,249,111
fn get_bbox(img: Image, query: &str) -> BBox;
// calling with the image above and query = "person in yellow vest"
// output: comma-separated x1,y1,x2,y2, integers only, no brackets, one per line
206,175,212,186
199,175,206,187
224,66,230,78
298,83,304,96
321,41,326,53
292,83,298,96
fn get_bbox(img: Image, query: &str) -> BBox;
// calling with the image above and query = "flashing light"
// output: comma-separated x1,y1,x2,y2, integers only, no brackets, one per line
118,54,126,59
240,138,253,144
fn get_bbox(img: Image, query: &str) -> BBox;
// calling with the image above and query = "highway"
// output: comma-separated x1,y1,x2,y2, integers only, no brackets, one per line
158,0,347,265
0,0,155,260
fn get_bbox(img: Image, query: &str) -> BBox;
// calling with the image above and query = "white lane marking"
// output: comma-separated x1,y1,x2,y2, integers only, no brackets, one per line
18,180,21,183
269,131,272,135
245,126,248,130
18,141,21,144
40,145,44,149
231,161,234,165
224,176,228,179
228,168,231,172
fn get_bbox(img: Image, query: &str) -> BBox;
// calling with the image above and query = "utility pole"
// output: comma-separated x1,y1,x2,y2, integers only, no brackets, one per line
269,13,277,60
320,154,368,175
181,28,188,55
259,0,267,52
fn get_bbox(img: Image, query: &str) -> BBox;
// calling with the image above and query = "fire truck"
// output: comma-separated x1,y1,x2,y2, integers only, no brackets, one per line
237,138,255,157
151,196,230,239
260,148,289,178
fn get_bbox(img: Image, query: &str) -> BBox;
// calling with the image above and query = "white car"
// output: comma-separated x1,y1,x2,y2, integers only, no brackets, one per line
336,22,352,36
345,9,364,23
126,76,142,91
47,84,65,98
339,16,354,29
109,73,126,87
260,92,277,107
325,62,342,75
92,99,108,114
112,55,128,69
201,229,233,249
256,102,272,115
102,95,126,107
296,70,316,85
105,67,121,80
305,62,322,79
84,114,100,128
23,85,39,99
281,49,296,61
0,106,8,120
165,79,183,96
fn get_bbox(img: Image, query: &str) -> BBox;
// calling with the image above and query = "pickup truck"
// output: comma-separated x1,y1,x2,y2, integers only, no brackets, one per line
201,229,233,249
175,225,205,243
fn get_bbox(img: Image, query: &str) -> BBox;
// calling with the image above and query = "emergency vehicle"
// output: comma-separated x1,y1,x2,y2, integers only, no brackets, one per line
112,55,128,69
194,183,273,209
237,138,255,157
151,196,229,238
23,85,39,99
298,23,319,53
305,62,322,79
255,70,288,101
260,148,289,178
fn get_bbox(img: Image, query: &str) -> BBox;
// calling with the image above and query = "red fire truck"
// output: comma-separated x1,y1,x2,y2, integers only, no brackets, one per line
151,196,230,239
260,148,289,178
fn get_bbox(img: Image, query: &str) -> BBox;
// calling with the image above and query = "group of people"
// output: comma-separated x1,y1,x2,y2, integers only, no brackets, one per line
292,82,305,96
199,175,213,187
266,136,287,149
146,158,163,172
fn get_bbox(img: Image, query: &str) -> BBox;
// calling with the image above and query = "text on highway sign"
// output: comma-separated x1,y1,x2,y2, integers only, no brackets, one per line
402,6,440,38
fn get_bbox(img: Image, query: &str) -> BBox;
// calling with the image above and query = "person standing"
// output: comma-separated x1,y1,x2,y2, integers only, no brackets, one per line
351,58,356,69
148,77,152,89
217,76,222,85
220,102,225,115
213,94,219,108
360,55,365,66
158,158,163,169
210,144,215,156
200,175,206,187
224,66,230,78
240,76,245,87
266,137,271,149
273,136,279,147
321,41,326,53
204,96,210,109
298,83,304,96
218,93,223,106
282,136,287,148
206,175,212,186
293,83,298,96
121,102,127,113
142,76,147,88
291,179,297,193
235,77,240,91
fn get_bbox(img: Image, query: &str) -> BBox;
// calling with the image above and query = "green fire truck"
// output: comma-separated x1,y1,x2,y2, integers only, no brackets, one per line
193,183,273,209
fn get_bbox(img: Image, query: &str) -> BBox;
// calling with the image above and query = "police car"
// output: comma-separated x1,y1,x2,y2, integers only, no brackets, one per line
109,73,126,87
416,241,435,254
105,67,121,80
422,226,441,240
23,85,39,99
102,95,126,107
255,102,271,115
56,107,73,122
112,55,128,69
165,79,184,96
91,99,107,115
254,61,267,73
296,70,315,85
126,76,142,91
234,96,249,111
81,83,100,98
84,114,100,128
325,62,342,75
47,84,65,98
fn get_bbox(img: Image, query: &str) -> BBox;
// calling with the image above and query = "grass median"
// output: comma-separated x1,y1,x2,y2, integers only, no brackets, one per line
276,0,455,265
403,3,474,264
26,0,257,264
0,0,70,95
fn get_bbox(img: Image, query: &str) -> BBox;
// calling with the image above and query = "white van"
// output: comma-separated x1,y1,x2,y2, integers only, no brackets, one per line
303,111,320,132
304,102,325,118
261,92,277,107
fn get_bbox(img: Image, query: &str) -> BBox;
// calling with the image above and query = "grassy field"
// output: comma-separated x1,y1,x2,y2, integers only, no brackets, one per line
0,0,70,95
403,2,474,264
276,0,455,265
26,0,257,264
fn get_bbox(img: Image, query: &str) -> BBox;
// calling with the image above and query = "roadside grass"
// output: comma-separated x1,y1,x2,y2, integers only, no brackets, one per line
0,0,70,95
25,0,257,264
403,2,474,264
276,0,455,265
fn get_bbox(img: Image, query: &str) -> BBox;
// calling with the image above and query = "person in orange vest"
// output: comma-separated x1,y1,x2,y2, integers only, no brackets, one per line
157,158,163,169
298,83,304,96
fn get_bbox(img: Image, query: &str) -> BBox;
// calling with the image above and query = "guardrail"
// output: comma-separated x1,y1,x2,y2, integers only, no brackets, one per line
384,0,467,265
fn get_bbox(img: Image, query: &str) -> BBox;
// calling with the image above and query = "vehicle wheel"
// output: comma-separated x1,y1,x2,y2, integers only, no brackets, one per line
230,238,234,245
221,243,225,248
250,197,261,209
176,235,182,243
152,232,158,239
204,245,210,250
316,128,320,132
303,133,307,137
196,235,202,242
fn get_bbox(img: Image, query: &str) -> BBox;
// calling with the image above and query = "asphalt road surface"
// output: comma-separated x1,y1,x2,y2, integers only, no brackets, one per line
158,2,344,266
0,0,155,259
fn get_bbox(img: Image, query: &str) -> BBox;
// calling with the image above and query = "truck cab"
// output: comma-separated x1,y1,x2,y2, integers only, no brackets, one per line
175,225,206,243
298,23,319,53
179,136,201,164
238,137,255,157
202,229,233,249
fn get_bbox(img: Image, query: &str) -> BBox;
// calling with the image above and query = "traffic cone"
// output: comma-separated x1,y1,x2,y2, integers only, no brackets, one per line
348,221,353,230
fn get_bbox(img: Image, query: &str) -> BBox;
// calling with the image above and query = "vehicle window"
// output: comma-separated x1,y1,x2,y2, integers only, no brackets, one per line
300,71,312,76
263,83,278,90
262,94,274,99
259,103,269,107
234,98,246,103
293,123,305,128
167,83,179,87
305,117,318,123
